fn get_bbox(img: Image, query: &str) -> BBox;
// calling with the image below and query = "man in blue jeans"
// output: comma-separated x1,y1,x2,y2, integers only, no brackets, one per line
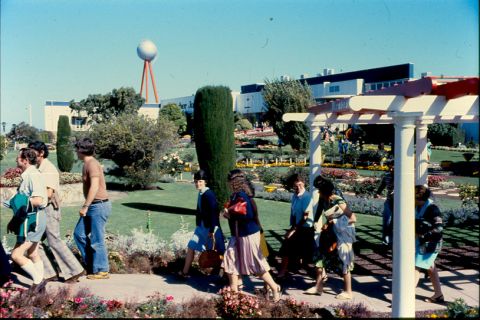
74,138,111,280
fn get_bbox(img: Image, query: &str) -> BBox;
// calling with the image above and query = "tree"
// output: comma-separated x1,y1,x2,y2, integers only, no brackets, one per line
159,103,187,134
38,130,55,144
70,87,144,124
0,135,7,161
56,116,74,172
90,113,177,188
6,122,39,143
194,86,235,205
428,123,465,146
262,78,313,151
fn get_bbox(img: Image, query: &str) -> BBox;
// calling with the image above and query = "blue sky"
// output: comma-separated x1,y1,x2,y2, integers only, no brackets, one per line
1,0,478,131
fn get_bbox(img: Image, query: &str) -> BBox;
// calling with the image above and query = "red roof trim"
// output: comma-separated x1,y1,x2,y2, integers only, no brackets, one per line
431,78,479,100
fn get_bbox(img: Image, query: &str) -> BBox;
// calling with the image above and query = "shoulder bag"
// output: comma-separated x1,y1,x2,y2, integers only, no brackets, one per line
198,237,222,269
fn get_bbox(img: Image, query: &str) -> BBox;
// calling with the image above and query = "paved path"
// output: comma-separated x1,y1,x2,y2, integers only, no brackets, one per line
11,269,479,314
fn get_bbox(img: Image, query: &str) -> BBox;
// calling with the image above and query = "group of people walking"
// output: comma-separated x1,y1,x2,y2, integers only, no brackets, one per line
180,167,444,303
1,138,112,288
1,142,444,304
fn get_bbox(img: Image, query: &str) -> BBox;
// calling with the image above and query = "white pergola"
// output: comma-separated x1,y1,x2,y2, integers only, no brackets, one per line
283,77,479,318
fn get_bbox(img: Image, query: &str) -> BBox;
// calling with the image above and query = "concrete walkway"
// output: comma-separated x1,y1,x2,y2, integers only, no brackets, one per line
11,269,479,314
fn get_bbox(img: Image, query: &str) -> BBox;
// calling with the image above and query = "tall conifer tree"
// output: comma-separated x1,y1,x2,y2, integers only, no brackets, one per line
56,115,74,172
194,86,235,205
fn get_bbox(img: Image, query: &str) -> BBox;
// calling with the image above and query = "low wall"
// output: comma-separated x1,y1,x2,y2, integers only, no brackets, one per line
1,183,84,207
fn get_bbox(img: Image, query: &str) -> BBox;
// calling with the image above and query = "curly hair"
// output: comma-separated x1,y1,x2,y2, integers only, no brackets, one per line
227,169,253,196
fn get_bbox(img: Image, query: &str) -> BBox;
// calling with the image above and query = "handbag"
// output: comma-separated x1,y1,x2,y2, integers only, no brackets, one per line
319,222,337,254
198,237,222,269
228,198,247,216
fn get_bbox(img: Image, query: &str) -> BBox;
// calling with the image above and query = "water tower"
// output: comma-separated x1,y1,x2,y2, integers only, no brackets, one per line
137,39,159,104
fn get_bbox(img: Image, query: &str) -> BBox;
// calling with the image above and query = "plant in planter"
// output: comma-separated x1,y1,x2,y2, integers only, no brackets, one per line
463,152,475,162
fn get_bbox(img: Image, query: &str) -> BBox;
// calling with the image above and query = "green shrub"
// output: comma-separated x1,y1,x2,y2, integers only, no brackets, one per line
90,113,177,188
255,166,280,185
235,118,253,130
352,177,380,198
56,116,74,172
194,86,235,205
447,298,479,318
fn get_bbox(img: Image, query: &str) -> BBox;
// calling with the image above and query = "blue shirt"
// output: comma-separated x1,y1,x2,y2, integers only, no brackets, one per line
290,191,313,228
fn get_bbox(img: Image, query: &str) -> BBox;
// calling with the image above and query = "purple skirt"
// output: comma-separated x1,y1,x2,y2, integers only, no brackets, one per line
222,231,271,276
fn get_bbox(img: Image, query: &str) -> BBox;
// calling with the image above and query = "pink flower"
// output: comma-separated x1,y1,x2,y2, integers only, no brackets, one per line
74,297,84,304
166,295,174,302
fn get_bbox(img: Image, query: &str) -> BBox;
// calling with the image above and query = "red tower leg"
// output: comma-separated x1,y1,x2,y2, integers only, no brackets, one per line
148,61,160,104
140,60,147,96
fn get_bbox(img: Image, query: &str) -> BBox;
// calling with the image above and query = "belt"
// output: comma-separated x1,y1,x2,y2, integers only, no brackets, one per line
91,199,109,204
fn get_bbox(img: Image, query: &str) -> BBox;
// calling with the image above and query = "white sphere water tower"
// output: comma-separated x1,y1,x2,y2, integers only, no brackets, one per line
137,39,159,103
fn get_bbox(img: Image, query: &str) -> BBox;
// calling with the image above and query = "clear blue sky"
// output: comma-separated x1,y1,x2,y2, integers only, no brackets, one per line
1,0,478,131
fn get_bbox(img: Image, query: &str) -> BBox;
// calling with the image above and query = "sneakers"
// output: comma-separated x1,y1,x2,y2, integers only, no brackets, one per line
86,271,110,280
304,286,322,295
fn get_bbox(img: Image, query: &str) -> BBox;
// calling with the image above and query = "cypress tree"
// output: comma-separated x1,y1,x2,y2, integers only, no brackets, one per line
194,86,235,205
56,115,74,172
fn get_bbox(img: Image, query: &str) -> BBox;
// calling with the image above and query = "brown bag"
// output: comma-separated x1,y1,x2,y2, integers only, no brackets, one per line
198,237,222,269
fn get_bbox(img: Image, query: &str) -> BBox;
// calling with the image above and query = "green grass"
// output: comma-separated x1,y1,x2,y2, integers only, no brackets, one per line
430,149,479,163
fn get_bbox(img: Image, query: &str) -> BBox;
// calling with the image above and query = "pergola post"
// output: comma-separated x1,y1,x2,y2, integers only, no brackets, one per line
309,121,323,216
415,123,429,185
390,112,419,318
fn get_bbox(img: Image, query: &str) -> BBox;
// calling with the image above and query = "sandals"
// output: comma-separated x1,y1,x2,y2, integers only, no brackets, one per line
304,286,322,296
425,294,444,303
335,292,352,300
272,285,282,302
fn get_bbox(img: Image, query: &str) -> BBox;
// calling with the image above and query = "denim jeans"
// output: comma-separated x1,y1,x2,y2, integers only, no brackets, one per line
74,202,112,273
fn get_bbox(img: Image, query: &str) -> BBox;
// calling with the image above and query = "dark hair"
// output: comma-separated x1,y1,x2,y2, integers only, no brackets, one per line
75,137,95,156
313,175,327,189
194,169,208,182
19,148,38,165
286,173,305,191
415,185,431,201
315,176,335,197
28,140,49,158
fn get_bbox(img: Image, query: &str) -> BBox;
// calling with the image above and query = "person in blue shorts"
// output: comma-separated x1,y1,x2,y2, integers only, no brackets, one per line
414,185,444,303
178,170,225,278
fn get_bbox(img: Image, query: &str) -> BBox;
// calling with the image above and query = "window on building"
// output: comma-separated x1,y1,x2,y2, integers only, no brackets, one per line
329,85,340,93
71,116,87,128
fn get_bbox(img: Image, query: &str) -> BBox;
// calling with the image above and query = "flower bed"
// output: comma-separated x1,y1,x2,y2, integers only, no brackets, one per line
2,280,473,318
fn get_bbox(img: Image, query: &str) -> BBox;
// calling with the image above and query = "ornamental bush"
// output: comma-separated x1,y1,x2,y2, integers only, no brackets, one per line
56,115,74,172
194,86,235,205
90,113,177,188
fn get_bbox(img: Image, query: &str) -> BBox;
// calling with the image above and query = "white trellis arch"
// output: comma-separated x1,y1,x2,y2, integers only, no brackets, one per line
283,76,479,318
